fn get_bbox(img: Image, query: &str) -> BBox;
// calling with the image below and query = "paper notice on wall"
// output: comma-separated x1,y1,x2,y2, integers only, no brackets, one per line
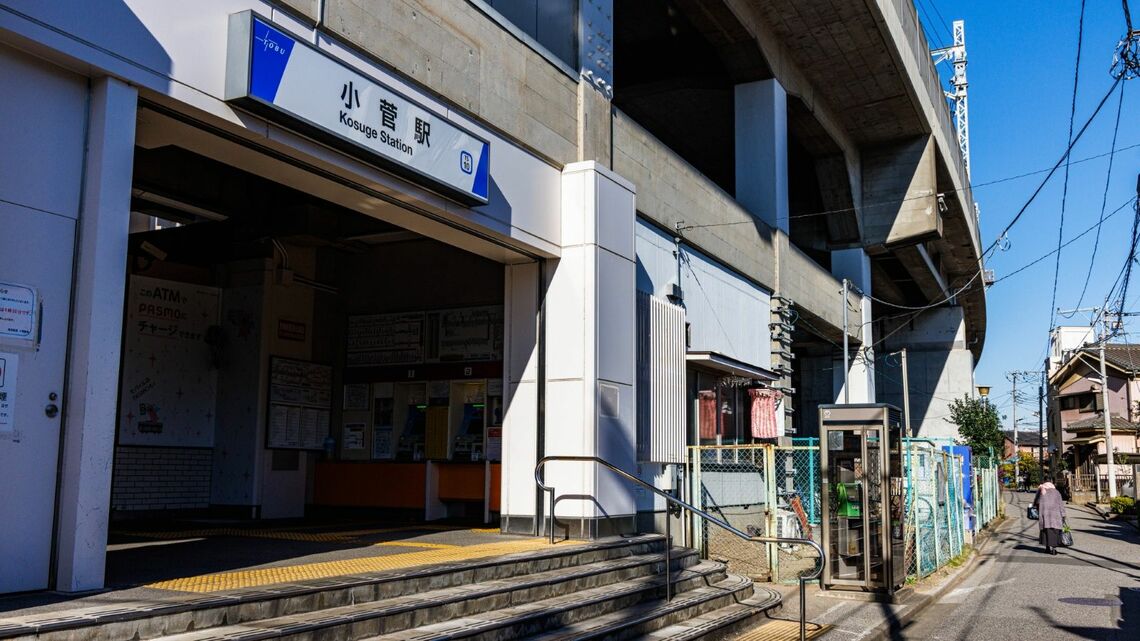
343,423,366,450
0,352,17,434
0,283,36,341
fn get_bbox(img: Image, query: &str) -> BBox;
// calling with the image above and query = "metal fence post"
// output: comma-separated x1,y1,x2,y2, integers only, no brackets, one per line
765,444,778,580
692,447,703,554
907,440,917,578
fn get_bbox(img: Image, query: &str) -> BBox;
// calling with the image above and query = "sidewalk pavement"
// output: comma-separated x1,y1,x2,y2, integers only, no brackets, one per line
764,509,1011,641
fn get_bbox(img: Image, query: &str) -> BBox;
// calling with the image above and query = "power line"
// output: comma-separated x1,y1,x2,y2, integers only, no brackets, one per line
1072,83,1128,312
674,140,1140,233
915,0,947,49
1049,0,1087,332
866,197,1134,360
984,75,1124,259
1115,189,1140,309
925,0,956,46
992,197,1135,284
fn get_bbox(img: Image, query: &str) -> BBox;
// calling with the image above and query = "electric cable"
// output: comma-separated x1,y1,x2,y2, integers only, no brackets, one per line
1115,196,1140,309
982,75,1124,260
1069,79,1129,316
1049,0,1088,332
991,197,1135,285
674,140,1140,233
926,0,956,47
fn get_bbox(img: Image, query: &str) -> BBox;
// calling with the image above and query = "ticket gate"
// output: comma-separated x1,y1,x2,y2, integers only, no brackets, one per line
818,404,907,593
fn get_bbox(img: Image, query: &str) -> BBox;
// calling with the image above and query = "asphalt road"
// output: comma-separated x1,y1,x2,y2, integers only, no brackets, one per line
895,490,1140,640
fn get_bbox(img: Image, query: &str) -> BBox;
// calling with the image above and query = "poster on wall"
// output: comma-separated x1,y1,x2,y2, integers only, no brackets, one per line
343,423,366,450
343,383,370,411
372,426,393,459
0,352,17,436
267,356,332,450
118,276,220,448
372,389,395,459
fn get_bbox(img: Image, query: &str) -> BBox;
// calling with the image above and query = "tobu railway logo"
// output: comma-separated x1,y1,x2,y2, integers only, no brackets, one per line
460,151,474,175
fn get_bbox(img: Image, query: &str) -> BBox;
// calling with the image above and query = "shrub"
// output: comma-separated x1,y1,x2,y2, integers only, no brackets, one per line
1109,495,1135,514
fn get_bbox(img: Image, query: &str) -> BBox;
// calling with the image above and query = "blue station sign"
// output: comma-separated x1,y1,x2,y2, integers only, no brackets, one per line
225,12,490,204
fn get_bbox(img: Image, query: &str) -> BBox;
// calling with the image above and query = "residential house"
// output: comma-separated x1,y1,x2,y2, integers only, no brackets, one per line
1047,340,1140,493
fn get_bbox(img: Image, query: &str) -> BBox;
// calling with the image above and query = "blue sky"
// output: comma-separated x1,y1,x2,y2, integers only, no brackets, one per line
916,1,1140,431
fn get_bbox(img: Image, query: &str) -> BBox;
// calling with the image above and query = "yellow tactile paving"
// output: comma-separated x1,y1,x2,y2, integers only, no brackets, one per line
146,538,573,593
372,541,458,550
734,620,832,641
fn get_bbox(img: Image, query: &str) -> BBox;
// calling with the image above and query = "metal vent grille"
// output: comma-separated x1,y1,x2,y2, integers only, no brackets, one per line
636,292,686,463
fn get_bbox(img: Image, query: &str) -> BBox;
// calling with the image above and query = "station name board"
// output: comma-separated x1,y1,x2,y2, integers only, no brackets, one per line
225,12,490,204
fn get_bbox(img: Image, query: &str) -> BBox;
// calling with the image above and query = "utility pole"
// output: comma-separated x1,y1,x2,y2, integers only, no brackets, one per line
842,278,850,404
1098,305,1118,498
1007,370,1043,488
1038,381,1045,481
901,348,911,437
1011,374,1019,487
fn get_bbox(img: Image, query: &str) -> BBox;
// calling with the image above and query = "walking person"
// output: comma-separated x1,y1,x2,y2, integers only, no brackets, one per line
1032,481,1066,554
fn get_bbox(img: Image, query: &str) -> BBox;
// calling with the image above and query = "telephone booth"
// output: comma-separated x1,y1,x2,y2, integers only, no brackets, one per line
818,404,907,593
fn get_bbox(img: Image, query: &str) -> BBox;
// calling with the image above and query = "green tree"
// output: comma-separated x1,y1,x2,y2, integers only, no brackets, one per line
1001,451,1041,485
946,395,1003,456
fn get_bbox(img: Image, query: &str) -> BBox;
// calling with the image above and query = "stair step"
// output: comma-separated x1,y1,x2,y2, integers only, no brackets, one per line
0,536,665,641
368,563,743,641
629,593,785,641
152,550,700,641
521,582,780,641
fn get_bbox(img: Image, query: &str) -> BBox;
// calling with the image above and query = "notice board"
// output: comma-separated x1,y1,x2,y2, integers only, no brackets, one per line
267,356,332,450
118,276,220,447
346,306,503,367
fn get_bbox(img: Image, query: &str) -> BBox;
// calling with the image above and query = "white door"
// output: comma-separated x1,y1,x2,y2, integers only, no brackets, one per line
0,204,76,592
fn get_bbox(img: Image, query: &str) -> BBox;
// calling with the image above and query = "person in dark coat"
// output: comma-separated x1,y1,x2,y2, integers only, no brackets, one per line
1032,481,1066,554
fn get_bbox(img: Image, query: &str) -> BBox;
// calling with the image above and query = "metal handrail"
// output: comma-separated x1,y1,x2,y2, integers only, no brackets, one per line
535,455,825,641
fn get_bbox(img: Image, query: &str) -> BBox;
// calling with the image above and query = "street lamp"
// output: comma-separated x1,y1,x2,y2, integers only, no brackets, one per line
976,385,991,398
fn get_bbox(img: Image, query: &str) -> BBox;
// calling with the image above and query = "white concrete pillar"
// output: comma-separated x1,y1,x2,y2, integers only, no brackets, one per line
543,162,637,538
55,77,137,591
832,248,875,404
735,79,789,232
500,261,541,534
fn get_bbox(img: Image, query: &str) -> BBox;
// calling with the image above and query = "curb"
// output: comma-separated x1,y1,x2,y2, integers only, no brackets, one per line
858,513,1012,641
1086,501,1140,531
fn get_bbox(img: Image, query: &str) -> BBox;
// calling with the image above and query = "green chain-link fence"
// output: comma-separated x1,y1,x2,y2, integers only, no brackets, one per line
689,439,1001,584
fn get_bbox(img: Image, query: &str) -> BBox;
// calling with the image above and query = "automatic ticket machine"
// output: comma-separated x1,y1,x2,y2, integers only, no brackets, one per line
818,404,906,593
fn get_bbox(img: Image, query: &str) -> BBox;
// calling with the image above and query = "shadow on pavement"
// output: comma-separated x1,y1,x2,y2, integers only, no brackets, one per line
1026,586,1140,640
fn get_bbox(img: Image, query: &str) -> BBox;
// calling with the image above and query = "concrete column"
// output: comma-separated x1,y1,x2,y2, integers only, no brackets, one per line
832,248,875,404
500,261,541,534
878,308,975,439
542,162,637,538
735,79,788,232
55,77,137,592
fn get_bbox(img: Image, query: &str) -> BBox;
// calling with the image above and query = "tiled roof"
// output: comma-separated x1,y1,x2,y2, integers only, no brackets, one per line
1003,430,1046,446
1063,414,1139,432
1083,344,1140,373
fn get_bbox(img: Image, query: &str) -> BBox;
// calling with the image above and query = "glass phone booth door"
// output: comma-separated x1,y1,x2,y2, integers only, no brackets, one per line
818,404,904,592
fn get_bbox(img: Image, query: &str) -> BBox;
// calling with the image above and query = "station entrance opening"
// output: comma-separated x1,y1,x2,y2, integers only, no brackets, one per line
110,108,520,555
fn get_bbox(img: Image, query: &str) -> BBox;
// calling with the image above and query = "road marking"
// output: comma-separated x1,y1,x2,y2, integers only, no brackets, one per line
815,600,853,621
934,577,1016,602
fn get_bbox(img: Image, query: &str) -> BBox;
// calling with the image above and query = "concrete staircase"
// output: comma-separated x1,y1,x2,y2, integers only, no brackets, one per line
0,535,782,641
